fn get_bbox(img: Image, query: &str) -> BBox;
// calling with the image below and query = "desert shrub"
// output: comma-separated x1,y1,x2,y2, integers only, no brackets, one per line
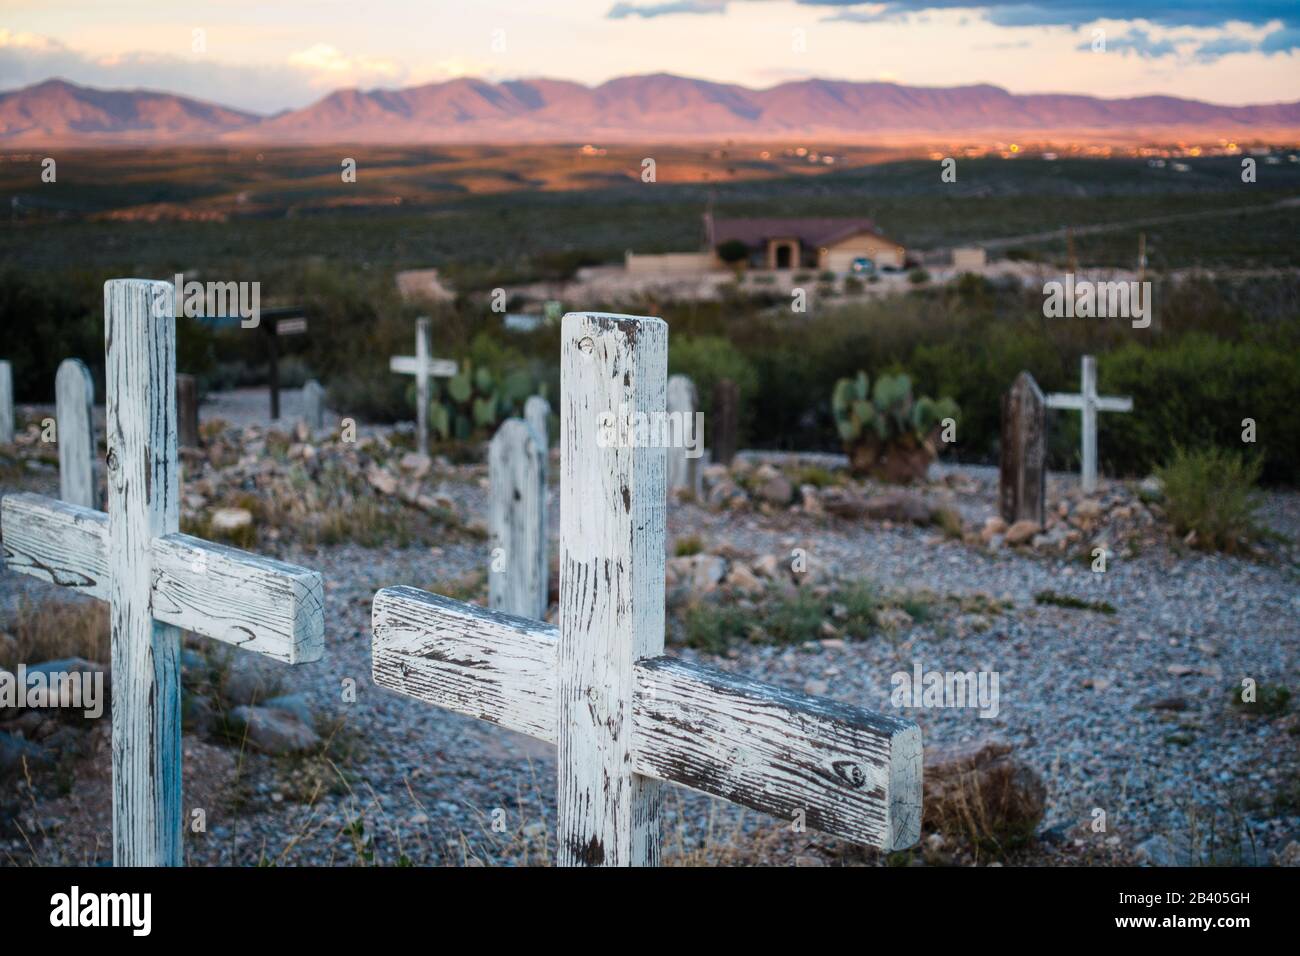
1156,447,1262,552
1104,335,1300,484
908,268,930,285
667,334,759,433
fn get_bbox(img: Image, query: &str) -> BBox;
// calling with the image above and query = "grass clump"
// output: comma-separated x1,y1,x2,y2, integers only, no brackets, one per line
1034,590,1116,614
1229,682,1291,717
673,535,704,557
1156,447,1261,553
3,596,109,669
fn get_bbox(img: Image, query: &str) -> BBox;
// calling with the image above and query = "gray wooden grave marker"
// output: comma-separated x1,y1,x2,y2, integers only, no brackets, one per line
389,316,457,457
1,279,325,866
1046,355,1132,494
176,373,200,448
1000,371,1047,526
666,373,699,498
524,394,550,453
56,358,97,509
0,359,12,445
488,418,548,620
301,379,325,432
372,312,922,867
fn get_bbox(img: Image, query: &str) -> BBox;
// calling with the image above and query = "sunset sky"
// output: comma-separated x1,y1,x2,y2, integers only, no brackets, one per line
2,1,1297,112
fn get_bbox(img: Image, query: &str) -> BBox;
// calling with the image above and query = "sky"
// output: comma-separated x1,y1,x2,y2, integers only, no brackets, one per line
1,1,1297,113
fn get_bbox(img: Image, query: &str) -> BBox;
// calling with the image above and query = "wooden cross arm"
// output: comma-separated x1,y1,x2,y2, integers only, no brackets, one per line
389,356,458,377
2,493,324,664
372,586,923,851
1095,396,1133,412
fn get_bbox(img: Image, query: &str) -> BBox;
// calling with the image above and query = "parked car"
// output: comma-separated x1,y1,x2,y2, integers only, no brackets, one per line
850,257,876,275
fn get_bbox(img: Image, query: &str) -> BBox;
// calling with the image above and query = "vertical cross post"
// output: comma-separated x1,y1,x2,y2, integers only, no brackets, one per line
559,312,667,866
414,317,431,457
488,418,548,620
0,359,13,445
666,373,698,499
56,358,97,509
105,278,182,866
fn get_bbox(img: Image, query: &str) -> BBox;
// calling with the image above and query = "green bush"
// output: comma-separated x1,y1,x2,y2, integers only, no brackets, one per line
667,334,759,440
1104,335,1300,484
1156,447,1262,552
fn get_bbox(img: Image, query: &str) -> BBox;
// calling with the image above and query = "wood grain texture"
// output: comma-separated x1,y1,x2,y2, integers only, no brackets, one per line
56,358,98,509
105,277,182,867
0,359,12,445
488,418,547,621
666,373,697,495
559,312,667,866
372,585,557,742
369,586,922,850
1,493,323,664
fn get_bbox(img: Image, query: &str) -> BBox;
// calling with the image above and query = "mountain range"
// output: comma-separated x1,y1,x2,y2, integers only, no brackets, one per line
4,75,1299,145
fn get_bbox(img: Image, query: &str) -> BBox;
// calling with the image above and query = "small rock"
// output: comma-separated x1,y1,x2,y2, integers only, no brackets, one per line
724,563,764,597
228,705,321,755
803,679,830,696
754,470,793,507
263,693,315,726
366,466,399,496
399,452,433,478
1276,842,1300,867
210,507,253,534
980,516,1007,543
1166,664,1198,677
877,607,914,631
1004,519,1040,546
1133,834,1182,867
0,731,50,775
752,554,781,579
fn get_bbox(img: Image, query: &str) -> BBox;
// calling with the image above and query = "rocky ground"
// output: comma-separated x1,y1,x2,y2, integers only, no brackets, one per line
1,392,1298,867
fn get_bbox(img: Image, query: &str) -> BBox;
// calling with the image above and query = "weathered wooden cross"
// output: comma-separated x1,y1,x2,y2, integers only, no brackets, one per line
373,313,922,866
55,357,98,509
1046,355,1132,494
1,279,325,866
389,316,457,457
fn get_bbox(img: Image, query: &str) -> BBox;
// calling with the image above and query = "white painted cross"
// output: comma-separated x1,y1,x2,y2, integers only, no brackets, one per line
1046,355,1132,494
56,358,98,509
373,312,922,866
1,279,325,866
389,316,457,457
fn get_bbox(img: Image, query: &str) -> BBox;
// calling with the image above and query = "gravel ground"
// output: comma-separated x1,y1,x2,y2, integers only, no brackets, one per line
2,396,1297,867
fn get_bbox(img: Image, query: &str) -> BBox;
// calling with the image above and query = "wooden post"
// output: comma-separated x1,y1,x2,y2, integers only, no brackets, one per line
176,373,200,449
524,394,550,452
267,327,280,421
712,378,738,467
559,312,667,865
0,359,13,445
302,379,325,432
666,373,697,498
105,278,183,867
999,371,1046,526
489,418,548,620
56,358,97,509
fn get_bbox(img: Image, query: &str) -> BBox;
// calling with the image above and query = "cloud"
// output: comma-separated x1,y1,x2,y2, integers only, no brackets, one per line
1193,35,1256,61
797,2,1297,31
1076,27,1182,59
287,43,402,83
1260,26,1300,53
608,0,728,18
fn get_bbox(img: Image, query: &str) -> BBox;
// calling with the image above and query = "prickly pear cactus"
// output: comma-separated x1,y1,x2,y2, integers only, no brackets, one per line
831,370,959,482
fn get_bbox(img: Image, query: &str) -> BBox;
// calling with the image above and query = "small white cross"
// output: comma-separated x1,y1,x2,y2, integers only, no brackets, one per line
389,316,457,457
1046,355,1132,494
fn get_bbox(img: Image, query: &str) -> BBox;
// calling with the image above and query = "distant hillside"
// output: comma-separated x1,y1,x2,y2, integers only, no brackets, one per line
4,73,1299,145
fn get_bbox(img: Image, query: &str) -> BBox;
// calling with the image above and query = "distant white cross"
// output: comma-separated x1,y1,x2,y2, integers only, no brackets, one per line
1046,355,1132,494
372,312,922,866
389,316,457,457
2,280,325,866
